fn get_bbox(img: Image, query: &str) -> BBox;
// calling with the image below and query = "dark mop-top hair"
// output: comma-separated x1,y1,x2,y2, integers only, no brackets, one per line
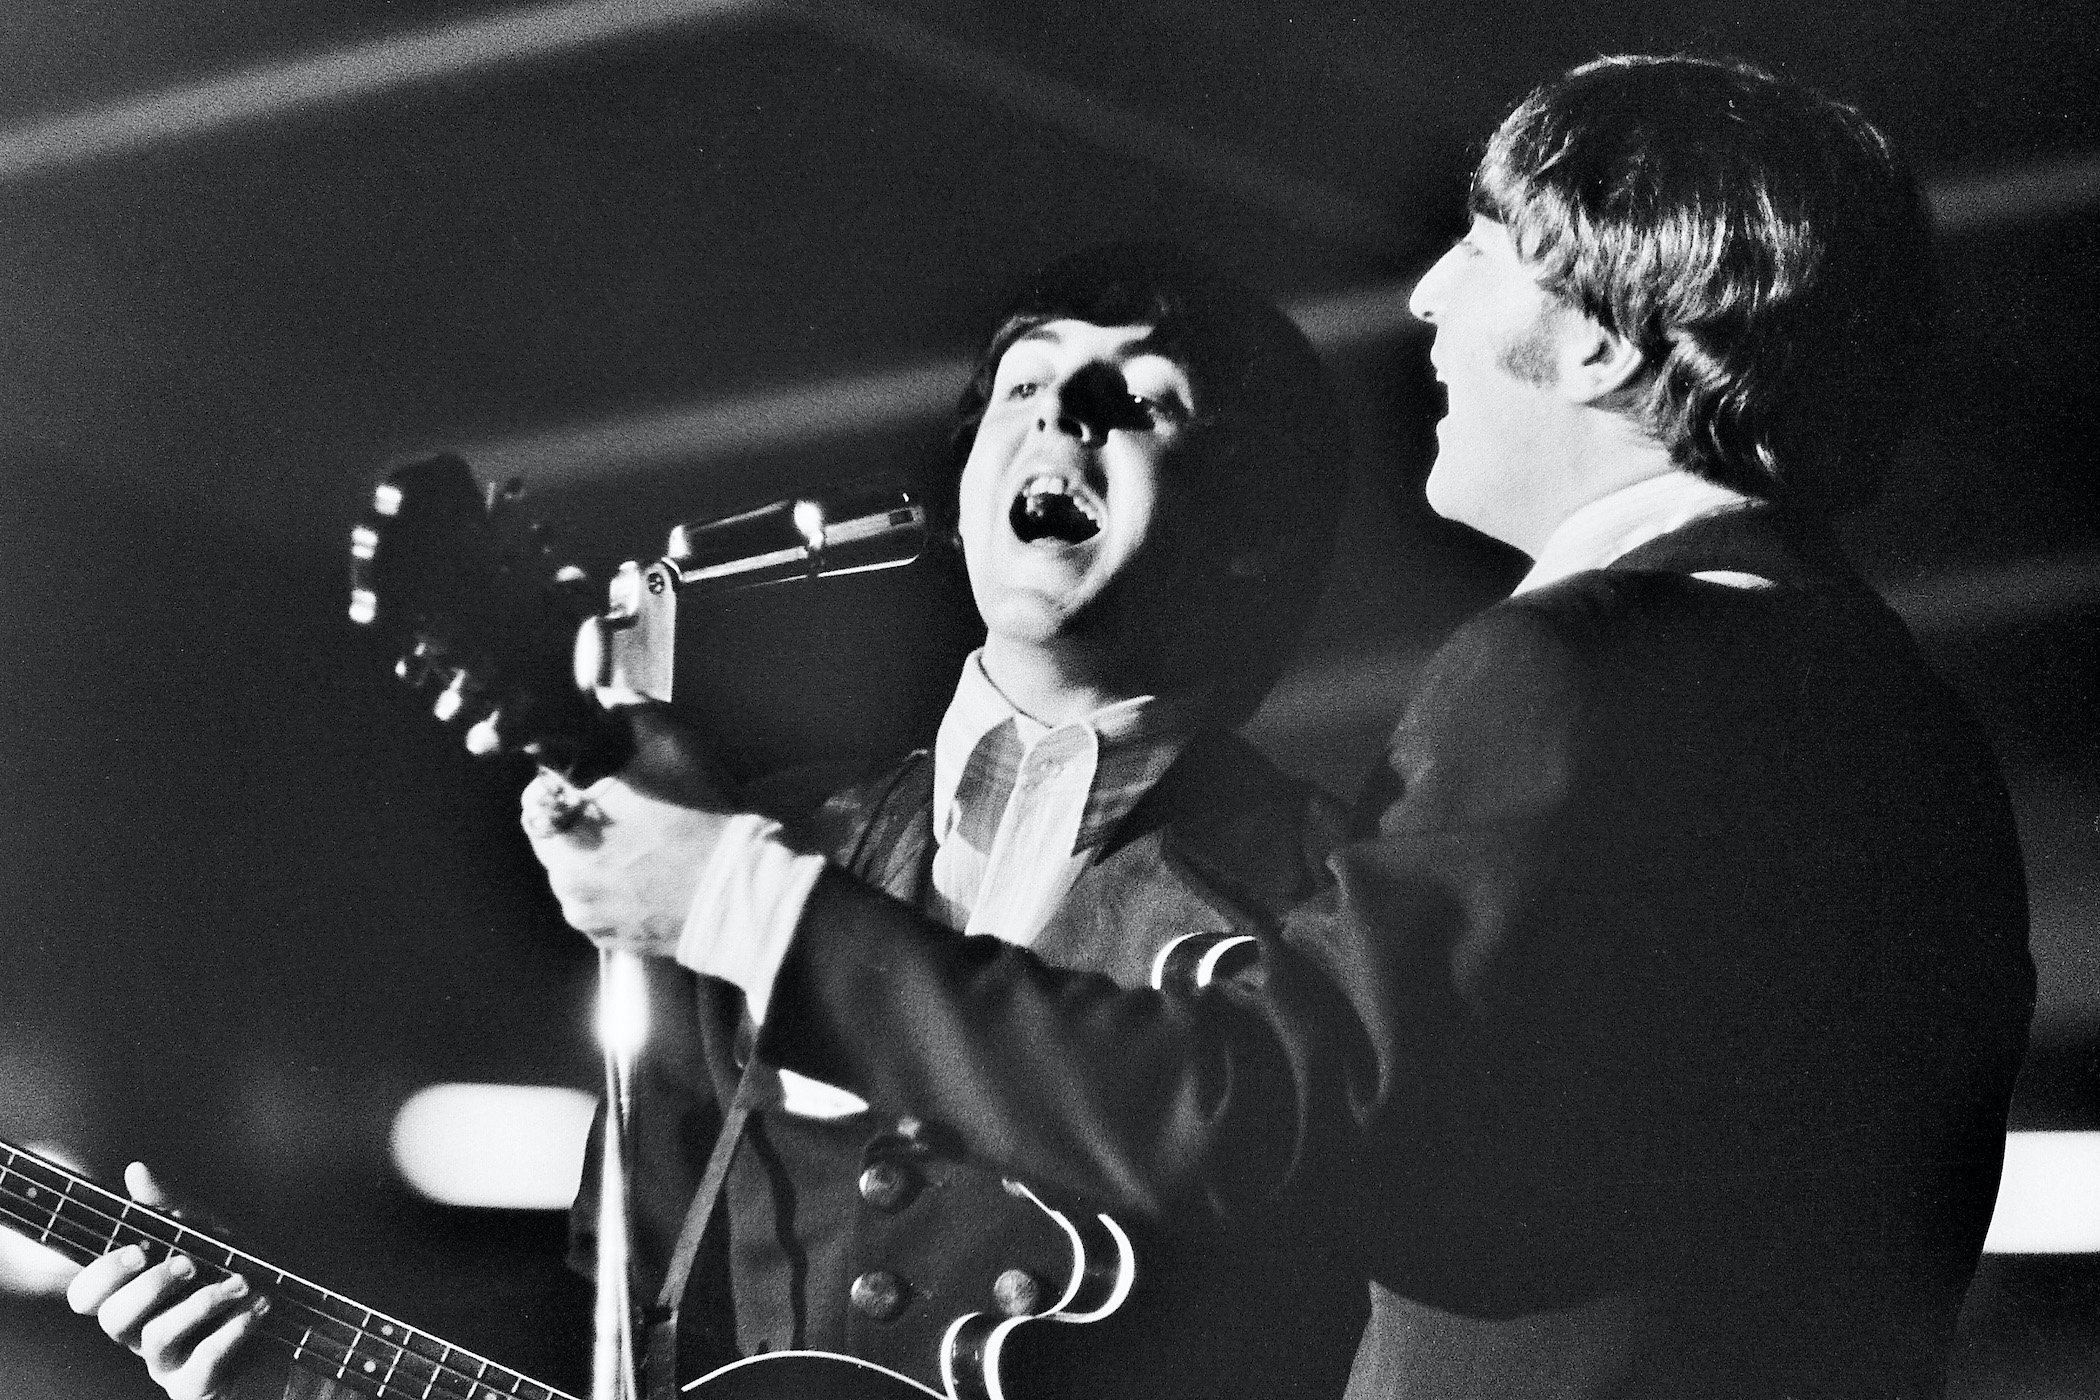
1473,54,1936,514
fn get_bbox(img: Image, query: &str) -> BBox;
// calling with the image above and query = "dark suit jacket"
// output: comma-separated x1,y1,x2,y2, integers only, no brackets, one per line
585,729,1368,1399
1313,505,2034,1397
760,506,2032,1399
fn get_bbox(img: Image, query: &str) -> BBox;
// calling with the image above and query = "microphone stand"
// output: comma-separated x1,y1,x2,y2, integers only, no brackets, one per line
591,947,648,1400
564,484,927,1400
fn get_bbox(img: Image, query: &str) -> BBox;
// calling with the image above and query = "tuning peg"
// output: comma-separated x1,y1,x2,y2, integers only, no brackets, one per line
432,669,472,723
464,711,504,756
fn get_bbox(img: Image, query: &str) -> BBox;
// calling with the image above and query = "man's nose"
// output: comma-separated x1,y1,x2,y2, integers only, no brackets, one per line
1408,248,1453,324
1039,363,1144,442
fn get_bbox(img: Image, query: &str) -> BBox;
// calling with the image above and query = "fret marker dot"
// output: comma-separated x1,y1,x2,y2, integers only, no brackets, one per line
363,1360,378,1374
24,1187,36,1199
381,1325,395,1337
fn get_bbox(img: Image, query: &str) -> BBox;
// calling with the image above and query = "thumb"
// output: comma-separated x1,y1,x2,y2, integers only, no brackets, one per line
124,1161,212,1225
123,1161,174,1209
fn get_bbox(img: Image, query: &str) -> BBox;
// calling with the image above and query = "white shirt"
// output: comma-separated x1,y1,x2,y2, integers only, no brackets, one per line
1513,470,1764,595
928,652,1194,943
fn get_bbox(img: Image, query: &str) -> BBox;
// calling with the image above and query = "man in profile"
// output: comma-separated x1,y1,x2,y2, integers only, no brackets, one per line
1309,54,2034,1395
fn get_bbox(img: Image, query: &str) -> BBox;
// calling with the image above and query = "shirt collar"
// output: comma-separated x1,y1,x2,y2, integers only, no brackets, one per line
1513,470,1757,596
933,650,1197,854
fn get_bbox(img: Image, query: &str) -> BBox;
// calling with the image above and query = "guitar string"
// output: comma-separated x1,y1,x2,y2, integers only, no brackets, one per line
0,1180,560,1400
0,1175,567,1400
0,1153,578,1400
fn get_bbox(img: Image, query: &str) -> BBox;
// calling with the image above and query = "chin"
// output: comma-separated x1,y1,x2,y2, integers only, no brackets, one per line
1422,452,1475,525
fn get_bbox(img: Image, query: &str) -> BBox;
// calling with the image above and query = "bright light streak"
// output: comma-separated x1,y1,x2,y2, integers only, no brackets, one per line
0,0,769,184
389,1083,597,1210
458,281,1425,489
595,950,650,1062
1983,1131,2100,1254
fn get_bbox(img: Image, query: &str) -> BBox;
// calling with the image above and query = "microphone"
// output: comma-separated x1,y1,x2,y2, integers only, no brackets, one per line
574,481,928,706
666,480,929,592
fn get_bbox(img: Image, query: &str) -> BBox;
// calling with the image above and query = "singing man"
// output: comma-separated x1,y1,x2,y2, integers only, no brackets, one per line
71,242,1367,1400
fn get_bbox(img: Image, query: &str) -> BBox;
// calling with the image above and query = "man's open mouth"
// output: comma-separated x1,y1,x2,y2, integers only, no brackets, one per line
1010,474,1102,545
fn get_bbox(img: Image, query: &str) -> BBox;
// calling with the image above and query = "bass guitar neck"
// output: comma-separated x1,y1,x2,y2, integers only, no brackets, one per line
0,1137,577,1400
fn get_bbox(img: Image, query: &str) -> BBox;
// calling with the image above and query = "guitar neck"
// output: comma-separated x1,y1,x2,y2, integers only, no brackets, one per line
0,1138,578,1400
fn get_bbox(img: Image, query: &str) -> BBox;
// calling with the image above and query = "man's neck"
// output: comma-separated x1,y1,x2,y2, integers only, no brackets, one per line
1511,426,1677,557
977,637,1144,728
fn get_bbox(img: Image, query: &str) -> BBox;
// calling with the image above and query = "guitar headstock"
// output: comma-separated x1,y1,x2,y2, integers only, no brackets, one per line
348,453,627,778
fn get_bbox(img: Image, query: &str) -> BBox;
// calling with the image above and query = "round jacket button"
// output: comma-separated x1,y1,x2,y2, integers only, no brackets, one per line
850,1269,909,1322
993,1269,1044,1318
858,1161,917,1212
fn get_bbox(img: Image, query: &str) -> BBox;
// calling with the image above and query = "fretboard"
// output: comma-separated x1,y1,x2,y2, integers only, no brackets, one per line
0,1137,579,1400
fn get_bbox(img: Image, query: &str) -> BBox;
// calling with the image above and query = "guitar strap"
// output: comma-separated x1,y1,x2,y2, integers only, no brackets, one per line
640,753,933,1398
642,1051,762,1400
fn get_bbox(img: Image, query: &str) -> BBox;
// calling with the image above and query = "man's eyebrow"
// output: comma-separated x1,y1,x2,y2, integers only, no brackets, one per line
1008,324,1171,357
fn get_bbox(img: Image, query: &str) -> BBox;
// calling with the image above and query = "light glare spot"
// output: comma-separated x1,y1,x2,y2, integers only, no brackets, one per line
792,499,826,550
595,952,649,1060
389,1084,596,1210
1984,1131,2100,1253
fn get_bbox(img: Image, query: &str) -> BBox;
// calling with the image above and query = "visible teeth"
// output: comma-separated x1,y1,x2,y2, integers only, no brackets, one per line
1020,475,1098,517
1012,475,1101,544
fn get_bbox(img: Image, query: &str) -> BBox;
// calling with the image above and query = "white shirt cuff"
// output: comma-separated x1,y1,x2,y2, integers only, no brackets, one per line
675,813,825,1025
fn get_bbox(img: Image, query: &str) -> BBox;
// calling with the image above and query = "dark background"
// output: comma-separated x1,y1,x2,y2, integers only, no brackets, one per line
1,2,2094,1394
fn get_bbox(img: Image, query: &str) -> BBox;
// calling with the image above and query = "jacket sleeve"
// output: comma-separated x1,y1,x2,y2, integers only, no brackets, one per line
752,602,1602,1275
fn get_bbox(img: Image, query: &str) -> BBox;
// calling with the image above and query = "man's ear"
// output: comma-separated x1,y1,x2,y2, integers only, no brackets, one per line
1557,315,1646,405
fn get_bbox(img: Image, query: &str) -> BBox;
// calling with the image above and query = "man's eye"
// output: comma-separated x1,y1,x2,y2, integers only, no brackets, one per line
1005,380,1039,401
1133,394,1186,426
